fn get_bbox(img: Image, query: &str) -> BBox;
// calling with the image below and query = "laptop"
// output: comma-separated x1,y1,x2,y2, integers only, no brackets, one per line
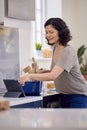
3,79,25,97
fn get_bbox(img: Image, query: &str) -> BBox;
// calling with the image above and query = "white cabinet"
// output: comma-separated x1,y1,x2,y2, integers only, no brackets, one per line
4,0,35,28
4,0,35,21
0,0,4,23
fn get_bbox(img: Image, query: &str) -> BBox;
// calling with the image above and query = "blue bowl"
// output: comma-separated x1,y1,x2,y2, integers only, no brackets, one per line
22,81,42,96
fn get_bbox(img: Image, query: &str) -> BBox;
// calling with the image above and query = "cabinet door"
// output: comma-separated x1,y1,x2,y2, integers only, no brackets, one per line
0,0,4,23
5,0,35,21
43,94,61,108
11,100,43,108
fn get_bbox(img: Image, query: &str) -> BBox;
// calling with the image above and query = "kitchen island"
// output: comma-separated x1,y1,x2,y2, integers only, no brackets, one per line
0,108,87,130
0,90,60,108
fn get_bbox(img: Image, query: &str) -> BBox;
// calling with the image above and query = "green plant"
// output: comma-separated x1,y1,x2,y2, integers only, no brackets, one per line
77,45,87,74
80,64,87,74
35,43,42,50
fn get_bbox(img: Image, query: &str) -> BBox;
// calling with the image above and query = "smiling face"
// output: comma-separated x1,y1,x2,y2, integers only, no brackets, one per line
45,25,59,45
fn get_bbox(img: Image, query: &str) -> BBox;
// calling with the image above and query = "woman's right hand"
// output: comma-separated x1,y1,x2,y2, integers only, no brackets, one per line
18,74,30,86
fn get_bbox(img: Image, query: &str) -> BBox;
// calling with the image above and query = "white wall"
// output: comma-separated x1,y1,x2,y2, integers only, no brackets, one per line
19,22,33,75
46,0,62,19
77,0,87,47
4,17,33,29
62,0,87,49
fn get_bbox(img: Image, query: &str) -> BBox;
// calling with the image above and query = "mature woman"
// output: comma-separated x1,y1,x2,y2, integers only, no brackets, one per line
19,18,87,108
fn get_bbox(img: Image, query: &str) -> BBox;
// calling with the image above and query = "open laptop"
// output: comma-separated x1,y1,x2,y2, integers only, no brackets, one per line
3,79,25,97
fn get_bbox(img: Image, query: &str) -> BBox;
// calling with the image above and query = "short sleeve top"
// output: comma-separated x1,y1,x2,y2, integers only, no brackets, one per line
51,45,87,95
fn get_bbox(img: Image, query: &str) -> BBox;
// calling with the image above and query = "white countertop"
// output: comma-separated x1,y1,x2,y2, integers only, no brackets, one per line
0,96,42,106
0,91,59,107
0,108,87,130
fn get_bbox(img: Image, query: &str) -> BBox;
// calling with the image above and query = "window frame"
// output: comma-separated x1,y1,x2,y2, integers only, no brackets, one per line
32,0,46,58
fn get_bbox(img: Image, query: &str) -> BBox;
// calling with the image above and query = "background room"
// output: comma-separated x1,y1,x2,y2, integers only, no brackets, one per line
0,0,87,92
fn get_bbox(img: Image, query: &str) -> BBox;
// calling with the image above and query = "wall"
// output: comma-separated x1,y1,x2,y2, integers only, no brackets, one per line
19,22,33,75
77,0,87,47
46,0,62,19
62,0,87,49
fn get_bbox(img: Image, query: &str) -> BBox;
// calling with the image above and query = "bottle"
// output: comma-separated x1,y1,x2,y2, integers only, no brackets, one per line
42,44,52,58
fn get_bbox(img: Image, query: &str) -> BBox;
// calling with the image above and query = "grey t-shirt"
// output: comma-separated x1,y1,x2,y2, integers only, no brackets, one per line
51,45,87,95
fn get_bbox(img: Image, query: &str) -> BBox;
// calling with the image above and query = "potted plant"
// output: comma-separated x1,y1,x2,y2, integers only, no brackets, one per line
35,43,42,57
35,43,42,50
77,45,87,80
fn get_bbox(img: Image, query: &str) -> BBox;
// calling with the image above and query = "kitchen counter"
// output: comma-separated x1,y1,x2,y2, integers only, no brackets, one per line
0,90,60,108
0,96,42,107
0,108,87,130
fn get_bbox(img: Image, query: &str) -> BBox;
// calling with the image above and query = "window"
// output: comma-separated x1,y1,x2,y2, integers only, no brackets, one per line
32,0,46,57
35,0,45,43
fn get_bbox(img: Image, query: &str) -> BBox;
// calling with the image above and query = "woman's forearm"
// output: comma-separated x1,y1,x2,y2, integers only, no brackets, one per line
29,65,64,81
19,65,63,85
29,72,54,81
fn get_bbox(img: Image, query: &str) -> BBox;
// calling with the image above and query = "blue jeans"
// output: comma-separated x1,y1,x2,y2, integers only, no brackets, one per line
60,94,87,108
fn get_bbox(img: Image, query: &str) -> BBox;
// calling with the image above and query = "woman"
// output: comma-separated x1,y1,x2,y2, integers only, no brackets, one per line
19,18,87,108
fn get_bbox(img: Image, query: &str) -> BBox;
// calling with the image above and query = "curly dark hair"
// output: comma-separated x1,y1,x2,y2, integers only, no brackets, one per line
44,18,72,46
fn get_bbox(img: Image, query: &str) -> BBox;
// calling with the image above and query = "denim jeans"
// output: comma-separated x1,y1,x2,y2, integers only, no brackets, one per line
60,94,87,108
